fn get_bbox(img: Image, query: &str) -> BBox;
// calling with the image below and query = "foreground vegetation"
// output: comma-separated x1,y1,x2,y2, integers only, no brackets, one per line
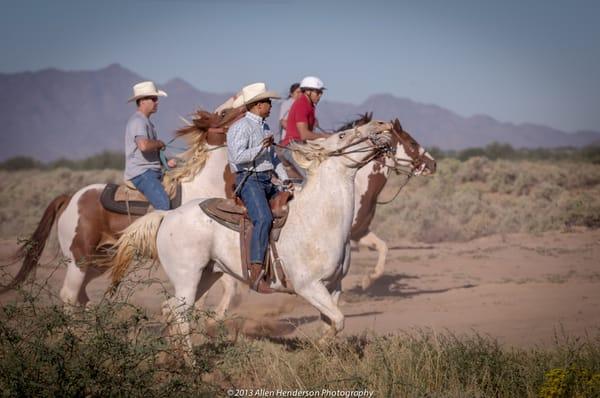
1,285,599,397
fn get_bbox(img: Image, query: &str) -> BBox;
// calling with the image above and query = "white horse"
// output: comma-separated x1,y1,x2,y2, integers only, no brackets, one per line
109,121,395,353
199,117,436,318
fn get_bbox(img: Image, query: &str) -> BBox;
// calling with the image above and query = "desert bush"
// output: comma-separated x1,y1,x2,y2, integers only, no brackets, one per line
1,284,598,397
374,158,600,242
1,158,599,242
0,169,122,239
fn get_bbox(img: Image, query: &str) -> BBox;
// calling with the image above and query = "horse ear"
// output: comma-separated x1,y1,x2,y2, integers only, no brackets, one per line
393,118,403,132
368,112,373,121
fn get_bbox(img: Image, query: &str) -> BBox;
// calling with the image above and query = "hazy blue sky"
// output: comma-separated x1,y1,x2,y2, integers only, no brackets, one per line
1,0,599,132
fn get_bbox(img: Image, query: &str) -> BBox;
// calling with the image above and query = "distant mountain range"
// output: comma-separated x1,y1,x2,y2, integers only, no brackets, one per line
1,64,598,161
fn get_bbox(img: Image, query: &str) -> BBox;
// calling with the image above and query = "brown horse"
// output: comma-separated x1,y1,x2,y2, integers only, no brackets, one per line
1,107,245,305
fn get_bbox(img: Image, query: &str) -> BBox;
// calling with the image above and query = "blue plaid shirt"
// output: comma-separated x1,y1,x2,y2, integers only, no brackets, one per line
227,112,289,180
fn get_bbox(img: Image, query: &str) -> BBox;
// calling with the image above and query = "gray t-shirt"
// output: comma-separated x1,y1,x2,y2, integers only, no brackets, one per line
124,111,161,180
277,97,294,144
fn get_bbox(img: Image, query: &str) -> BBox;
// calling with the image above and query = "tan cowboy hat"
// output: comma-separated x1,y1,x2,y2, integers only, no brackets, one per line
127,81,168,102
241,82,280,105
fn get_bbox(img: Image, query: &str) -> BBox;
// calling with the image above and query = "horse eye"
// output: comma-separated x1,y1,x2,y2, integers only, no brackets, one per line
339,133,346,139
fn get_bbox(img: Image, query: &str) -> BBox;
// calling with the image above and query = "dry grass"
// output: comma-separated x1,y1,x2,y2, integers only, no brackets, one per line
1,288,598,397
1,158,600,243
0,168,122,239
374,157,600,242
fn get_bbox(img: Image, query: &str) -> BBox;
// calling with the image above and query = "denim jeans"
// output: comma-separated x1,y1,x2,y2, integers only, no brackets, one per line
130,169,170,210
236,171,279,264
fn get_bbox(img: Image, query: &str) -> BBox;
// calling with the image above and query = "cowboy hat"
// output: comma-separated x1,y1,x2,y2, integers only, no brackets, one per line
127,81,168,103
241,82,281,105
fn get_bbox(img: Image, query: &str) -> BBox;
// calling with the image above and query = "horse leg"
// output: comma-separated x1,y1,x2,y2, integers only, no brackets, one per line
358,231,388,290
214,275,239,320
160,250,208,365
193,269,223,319
320,241,350,333
193,271,231,319
60,260,88,307
318,279,343,335
162,276,200,366
296,281,344,342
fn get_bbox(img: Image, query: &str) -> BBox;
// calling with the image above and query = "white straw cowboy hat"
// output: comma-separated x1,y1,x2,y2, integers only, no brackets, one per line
127,81,168,103
240,82,280,106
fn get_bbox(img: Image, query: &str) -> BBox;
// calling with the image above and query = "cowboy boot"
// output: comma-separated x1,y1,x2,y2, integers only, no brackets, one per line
248,263,274,294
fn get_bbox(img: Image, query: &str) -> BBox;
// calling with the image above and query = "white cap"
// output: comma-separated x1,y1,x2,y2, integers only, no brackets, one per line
299,76,326,90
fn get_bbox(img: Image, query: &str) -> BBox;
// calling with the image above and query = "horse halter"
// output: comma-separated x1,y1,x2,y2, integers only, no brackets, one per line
384,127,428,176
326,127,394,169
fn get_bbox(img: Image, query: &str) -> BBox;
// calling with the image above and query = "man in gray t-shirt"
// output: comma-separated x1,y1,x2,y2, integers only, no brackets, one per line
124,81,175,210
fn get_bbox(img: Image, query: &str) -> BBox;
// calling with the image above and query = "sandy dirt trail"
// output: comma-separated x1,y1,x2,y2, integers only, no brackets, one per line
1,228,598,348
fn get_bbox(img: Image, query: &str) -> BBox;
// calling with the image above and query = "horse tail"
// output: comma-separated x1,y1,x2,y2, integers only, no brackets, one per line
109,211,166,289
1,194,71,294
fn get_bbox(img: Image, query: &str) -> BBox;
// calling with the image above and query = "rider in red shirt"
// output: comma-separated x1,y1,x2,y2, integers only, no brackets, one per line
280,76,329,178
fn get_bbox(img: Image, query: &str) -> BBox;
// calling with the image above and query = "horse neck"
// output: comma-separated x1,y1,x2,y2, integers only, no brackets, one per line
290,159,358,232
180,146,228,202
355,161,391,198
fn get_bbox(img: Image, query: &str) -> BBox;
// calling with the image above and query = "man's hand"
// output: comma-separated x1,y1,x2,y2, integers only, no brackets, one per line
261,135,274,148
167,158,177,168
282,179,294,191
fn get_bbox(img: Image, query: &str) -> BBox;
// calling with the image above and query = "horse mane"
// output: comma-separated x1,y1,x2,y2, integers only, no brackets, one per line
162,107,244,195
335,112,373,132
291,112,375,170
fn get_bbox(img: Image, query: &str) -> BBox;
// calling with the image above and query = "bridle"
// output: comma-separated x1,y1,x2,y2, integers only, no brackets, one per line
273,126,394,169
373,126,429,205
382,127,428,177
322,128,394,169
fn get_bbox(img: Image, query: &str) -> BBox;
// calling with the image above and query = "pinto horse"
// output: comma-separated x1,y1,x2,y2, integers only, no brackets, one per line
0,107,245,305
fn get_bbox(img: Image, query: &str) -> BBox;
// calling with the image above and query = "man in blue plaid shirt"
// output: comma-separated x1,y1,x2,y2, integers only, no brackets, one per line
227,83,292,291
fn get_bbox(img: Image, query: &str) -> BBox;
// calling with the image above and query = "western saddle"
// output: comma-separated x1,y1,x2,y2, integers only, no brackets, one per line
199,190,294,294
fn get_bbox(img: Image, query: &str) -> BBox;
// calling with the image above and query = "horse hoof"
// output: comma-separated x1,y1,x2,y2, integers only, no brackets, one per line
361,275,373,290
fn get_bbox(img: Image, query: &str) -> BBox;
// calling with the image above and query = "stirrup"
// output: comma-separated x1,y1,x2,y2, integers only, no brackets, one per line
251,268,266,291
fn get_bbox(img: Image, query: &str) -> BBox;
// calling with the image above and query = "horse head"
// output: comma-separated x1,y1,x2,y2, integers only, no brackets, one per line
290,120,394,171
386,118,436,176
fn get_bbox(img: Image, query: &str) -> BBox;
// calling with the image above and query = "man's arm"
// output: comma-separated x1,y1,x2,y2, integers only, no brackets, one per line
135,137,165,152
297,122,328,141
280,117,288,132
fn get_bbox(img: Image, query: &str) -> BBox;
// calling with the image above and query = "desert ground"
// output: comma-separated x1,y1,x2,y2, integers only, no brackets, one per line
2,227,598,349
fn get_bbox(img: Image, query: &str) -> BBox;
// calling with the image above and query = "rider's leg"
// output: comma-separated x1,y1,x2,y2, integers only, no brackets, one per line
130,169,170,210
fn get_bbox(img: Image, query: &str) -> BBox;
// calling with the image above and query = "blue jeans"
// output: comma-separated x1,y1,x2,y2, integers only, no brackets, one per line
130,169,170,210
236,171,279,264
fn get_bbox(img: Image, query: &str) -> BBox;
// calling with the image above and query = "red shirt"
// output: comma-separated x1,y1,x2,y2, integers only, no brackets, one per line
281,94,315,146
